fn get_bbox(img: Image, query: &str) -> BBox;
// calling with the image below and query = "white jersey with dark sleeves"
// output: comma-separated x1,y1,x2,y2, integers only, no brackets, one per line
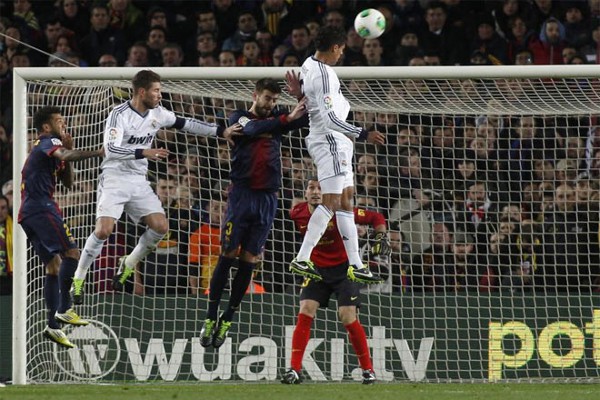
100,101,220,176
100,101,176,176
300,56,363,144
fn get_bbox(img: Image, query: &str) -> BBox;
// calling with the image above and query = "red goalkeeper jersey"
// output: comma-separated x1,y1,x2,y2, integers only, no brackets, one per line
289,202,386,268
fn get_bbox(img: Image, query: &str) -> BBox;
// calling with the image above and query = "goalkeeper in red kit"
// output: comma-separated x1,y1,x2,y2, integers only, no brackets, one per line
281,177,391,385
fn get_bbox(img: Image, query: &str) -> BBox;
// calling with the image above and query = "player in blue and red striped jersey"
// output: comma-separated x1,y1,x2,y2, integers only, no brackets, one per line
281,177,391,385
200,78,309,348
18,106,104,348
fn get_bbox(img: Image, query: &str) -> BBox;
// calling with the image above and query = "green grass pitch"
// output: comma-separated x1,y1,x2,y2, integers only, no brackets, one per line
0,383,597,400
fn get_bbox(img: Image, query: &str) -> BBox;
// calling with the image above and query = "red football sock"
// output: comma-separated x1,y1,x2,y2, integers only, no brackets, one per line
291,313,313,371
345,319,373,371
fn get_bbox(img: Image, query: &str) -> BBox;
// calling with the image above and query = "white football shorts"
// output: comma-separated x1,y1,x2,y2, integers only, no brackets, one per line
305,133,354,194
96,174,165,224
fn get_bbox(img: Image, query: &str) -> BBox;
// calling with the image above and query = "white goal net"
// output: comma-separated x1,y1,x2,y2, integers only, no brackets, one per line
12,66,600,384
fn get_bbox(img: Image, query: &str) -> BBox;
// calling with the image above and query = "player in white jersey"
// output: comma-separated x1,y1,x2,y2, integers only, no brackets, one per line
287,26,386,284
69,70,241,303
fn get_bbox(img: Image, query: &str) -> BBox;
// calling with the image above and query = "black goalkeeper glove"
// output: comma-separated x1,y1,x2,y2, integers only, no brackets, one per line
371,232,391,256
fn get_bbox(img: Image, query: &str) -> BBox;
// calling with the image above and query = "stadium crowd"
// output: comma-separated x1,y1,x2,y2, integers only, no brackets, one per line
1,0,600,295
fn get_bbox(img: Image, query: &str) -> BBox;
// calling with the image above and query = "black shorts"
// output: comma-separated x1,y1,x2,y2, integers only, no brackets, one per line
299,262,361,308
20,210,77,264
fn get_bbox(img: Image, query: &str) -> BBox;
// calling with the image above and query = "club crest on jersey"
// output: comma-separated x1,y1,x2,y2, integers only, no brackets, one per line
151,119,159,129
324,95,333,110
108,128,118,140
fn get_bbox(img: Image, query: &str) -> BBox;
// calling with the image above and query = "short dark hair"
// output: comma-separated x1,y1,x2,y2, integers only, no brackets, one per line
132,69,161,92
33,106,61,132
314,25,346,52
255,78,281,94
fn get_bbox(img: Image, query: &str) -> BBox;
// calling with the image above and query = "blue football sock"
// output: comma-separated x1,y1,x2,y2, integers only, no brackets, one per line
207,256,235,320
45,275,60,329
58,257,78,313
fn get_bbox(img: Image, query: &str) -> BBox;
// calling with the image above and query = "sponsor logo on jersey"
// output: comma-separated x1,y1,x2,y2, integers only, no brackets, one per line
238,116,250,127
127,133,154,145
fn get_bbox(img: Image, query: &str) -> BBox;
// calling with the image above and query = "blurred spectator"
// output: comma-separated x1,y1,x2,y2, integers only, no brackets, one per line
580,19,600,63
342,26,364,66
321,9,345,30
198,53,218,66
394,28,421,66
222,10,257,53
98,53,118,67
0,195,12,295
271,43,288,66
79,3,126,66
9,51,30,69
563,2,590,49
57,0,90,39
213,0,238,42
375,4,405,64
419,1,468,65
492,0,528,40
194,31,218,64
256,0,302,43
188,197,227,294
124,41,149,67
161,42,184,67
255,29,274,65
528,17,567,64
514,48,534,64
218,50,236,66
12,0,42,46
529,0,563,31
287,24,312,64
107,0,144,47
280,52,300,66
450,230,481,291
146,25,167,66
237,38,262,66
362,38,385,66
412,220,454,292
506,15,536,63
4,25,29,64
470,13,508,64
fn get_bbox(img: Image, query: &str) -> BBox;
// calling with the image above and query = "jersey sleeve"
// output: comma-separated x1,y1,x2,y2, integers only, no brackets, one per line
354,207,386,229
313,68,364,139
104,110,138,160
39,137,63,156
229,110,287,137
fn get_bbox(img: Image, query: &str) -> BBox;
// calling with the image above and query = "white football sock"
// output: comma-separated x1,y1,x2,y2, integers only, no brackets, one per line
74,233,105,280
335,210,363,267
296,205,333,262
127,228,165,267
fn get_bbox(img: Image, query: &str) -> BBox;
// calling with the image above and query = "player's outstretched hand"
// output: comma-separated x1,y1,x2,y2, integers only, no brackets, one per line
366,130,385,145
142,147,169,160
288,97,307,121
222,123,242,146
61,132,74,150
285,70,303,100
371,232,392,257
96,146,105,157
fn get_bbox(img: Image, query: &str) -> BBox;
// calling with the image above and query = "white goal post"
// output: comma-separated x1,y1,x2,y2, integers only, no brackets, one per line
12,65,600,384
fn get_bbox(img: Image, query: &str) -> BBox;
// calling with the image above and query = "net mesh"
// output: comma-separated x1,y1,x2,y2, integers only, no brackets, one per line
19,74,600,383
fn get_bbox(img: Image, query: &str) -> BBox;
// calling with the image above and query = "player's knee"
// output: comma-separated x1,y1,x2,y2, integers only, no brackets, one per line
64,248,80,260
152,221,169,235
94,227,112,240
338,308,357,325
45,256,61,275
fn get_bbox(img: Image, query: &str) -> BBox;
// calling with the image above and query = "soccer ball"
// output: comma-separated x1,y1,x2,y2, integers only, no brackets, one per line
354,9,386,39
